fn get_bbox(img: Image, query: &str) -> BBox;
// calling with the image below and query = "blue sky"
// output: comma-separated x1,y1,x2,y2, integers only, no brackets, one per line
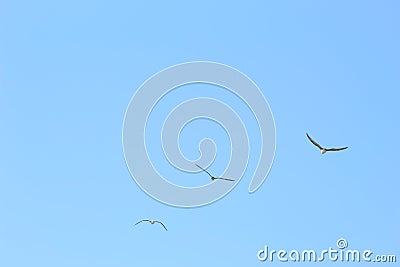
1,1,399,266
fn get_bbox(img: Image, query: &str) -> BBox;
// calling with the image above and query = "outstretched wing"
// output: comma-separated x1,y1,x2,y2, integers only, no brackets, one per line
326,147,348,152
306,133,323,150
154,221,168,231
195,164,213,177
214,177,235,182
134,219,149,226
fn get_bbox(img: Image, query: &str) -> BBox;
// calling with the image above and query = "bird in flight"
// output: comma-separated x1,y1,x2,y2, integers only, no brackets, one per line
306,133,348,154
195,164,235,182
134,219,168,231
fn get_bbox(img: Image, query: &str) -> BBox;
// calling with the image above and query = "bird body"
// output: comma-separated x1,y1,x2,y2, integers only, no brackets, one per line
195,164,235,182
134,219,168,231
306,133,348,154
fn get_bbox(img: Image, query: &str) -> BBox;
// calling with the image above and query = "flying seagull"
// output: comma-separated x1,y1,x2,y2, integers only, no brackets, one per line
134,219,168,231
306,133,348,154
195,164,235,182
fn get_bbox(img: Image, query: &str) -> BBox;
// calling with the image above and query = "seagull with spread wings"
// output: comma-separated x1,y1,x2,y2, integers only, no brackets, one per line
306,133,348,154
195,164,235,182
134,219,168,231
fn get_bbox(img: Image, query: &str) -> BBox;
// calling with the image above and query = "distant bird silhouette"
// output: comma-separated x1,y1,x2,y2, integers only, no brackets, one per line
134,219,168,231
306,133,348,154
195,164,235,182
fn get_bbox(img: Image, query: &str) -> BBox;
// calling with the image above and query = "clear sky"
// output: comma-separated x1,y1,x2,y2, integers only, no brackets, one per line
1,1,399,266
